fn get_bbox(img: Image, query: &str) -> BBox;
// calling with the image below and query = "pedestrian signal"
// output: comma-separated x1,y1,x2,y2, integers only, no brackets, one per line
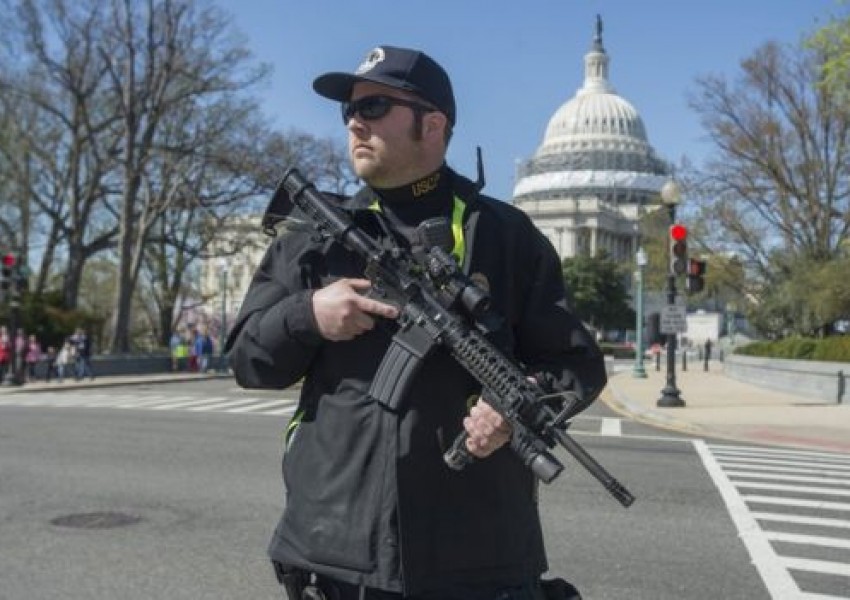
668,224,688,277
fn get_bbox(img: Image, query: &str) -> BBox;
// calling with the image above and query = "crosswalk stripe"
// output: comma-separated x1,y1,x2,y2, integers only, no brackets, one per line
765,531,850,550
715,456,850,472
183,398,265,411
796,591,850,600
742,495,850,512
715,460,850,477
599,418,621,436
113,395,193,408
708,444,850,463
0,393,295,417
262,405,298,416
751,512,850,529
149,397,235,410
733,481,850,497
224,399,295,413
724,470,850,487
780,556,850,577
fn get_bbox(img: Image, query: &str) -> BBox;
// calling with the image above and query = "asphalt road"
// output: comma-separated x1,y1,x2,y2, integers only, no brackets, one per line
1,379,847,599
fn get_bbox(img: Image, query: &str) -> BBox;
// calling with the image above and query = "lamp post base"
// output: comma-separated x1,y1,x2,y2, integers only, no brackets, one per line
632,364,648,378
1,373,22,387
657,385,685,407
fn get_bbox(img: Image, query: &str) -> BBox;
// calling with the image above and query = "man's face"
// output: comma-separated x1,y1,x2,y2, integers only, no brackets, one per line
346,82,428,188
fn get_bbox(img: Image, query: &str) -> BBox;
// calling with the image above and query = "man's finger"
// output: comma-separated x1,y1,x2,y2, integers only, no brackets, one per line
339,278,399,318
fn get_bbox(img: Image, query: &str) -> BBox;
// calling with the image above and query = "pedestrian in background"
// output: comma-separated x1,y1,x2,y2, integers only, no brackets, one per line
194,328,213,373
13,328,25,381
170,330,182,371
0,326,10,381
24,334,41,382
70,328,94,380
56,340,74,383
185,329,195,372
44,345,58,382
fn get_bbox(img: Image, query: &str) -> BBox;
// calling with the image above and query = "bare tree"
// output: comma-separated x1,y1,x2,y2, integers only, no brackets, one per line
92,0,269,352
0,0,120,305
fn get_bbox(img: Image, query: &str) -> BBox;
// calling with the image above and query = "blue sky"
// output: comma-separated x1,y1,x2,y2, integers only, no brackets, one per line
216,0,843,201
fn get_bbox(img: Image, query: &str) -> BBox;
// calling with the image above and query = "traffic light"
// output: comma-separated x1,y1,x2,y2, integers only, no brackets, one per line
15,264,29,294
686,258,707,294
669,224,688,277
1,252,16,299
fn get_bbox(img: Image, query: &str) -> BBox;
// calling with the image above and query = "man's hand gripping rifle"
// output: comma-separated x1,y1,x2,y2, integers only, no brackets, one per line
276,168,634,507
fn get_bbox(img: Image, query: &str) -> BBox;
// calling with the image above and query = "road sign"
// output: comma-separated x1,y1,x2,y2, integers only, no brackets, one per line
660,304,687,334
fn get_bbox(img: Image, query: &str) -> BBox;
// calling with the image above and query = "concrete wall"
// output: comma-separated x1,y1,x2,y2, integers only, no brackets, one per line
90,354,173,376
725,354,848,404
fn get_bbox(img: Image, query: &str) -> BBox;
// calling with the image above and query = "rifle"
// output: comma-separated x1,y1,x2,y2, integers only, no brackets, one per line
275,168,634,508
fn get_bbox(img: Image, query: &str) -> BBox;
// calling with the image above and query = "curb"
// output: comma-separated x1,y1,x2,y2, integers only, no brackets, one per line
601,384,708,437
0,373,232,395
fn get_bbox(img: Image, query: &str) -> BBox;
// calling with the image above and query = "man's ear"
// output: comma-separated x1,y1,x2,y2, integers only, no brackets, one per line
423,111,448,140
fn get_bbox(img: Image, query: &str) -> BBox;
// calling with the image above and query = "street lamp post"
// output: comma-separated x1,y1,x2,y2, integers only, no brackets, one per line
657,179,685,407
726,302,737,346
2,298,22,387
632,247,648,378
218,259,229,372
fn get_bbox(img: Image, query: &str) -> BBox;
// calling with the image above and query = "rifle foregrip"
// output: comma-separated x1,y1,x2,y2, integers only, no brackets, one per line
444,432,475,471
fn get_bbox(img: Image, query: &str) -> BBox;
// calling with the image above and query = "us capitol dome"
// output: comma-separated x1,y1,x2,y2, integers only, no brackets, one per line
512,17,671,260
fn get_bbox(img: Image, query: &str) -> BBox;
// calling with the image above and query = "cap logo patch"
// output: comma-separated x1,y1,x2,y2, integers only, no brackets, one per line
355,47,385,75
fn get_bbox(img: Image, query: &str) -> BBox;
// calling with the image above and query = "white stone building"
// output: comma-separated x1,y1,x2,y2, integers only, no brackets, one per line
196,216,269,338
512,17,671,262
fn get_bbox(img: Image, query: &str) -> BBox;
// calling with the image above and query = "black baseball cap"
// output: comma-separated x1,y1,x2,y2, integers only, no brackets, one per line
313,45,456,126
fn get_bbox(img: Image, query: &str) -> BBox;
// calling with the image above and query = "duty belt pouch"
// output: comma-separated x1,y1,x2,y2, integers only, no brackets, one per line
272,562,341,600
272,562,314,600
540,577,582,600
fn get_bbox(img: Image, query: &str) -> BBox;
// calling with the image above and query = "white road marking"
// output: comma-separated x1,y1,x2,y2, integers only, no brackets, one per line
695,440,802,599
599,418,622,436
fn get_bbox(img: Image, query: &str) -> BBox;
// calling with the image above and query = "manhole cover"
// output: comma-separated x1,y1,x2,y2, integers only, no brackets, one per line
50,511,143,529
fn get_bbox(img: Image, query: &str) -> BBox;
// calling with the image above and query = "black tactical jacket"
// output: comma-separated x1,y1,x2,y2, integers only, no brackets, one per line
226,168,607,595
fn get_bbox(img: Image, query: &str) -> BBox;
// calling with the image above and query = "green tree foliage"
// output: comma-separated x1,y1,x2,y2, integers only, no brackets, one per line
807,3,850,102
562,250,635,335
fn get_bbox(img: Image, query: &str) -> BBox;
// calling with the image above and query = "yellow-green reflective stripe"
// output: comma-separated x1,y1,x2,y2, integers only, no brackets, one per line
284,409,303,448
367,195,466,264
451,195,466,265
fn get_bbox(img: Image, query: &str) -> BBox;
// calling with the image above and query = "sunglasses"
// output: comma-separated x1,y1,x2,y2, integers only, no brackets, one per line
341,95,436,124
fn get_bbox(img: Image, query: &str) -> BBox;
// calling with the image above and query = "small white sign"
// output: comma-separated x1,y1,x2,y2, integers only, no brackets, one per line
660,305,688,334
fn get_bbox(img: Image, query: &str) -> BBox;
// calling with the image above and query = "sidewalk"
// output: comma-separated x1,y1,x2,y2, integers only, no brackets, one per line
603,359,850,454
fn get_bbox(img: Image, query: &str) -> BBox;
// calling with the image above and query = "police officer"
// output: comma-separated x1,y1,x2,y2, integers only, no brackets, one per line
227,45,606,600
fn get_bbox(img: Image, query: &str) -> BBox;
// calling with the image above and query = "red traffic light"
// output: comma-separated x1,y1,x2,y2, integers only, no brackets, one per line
2,253,16,268
688,258,706,276
669,224,688,241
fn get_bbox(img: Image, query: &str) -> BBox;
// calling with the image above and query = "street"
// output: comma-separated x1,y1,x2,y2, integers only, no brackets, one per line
1,379,848,599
